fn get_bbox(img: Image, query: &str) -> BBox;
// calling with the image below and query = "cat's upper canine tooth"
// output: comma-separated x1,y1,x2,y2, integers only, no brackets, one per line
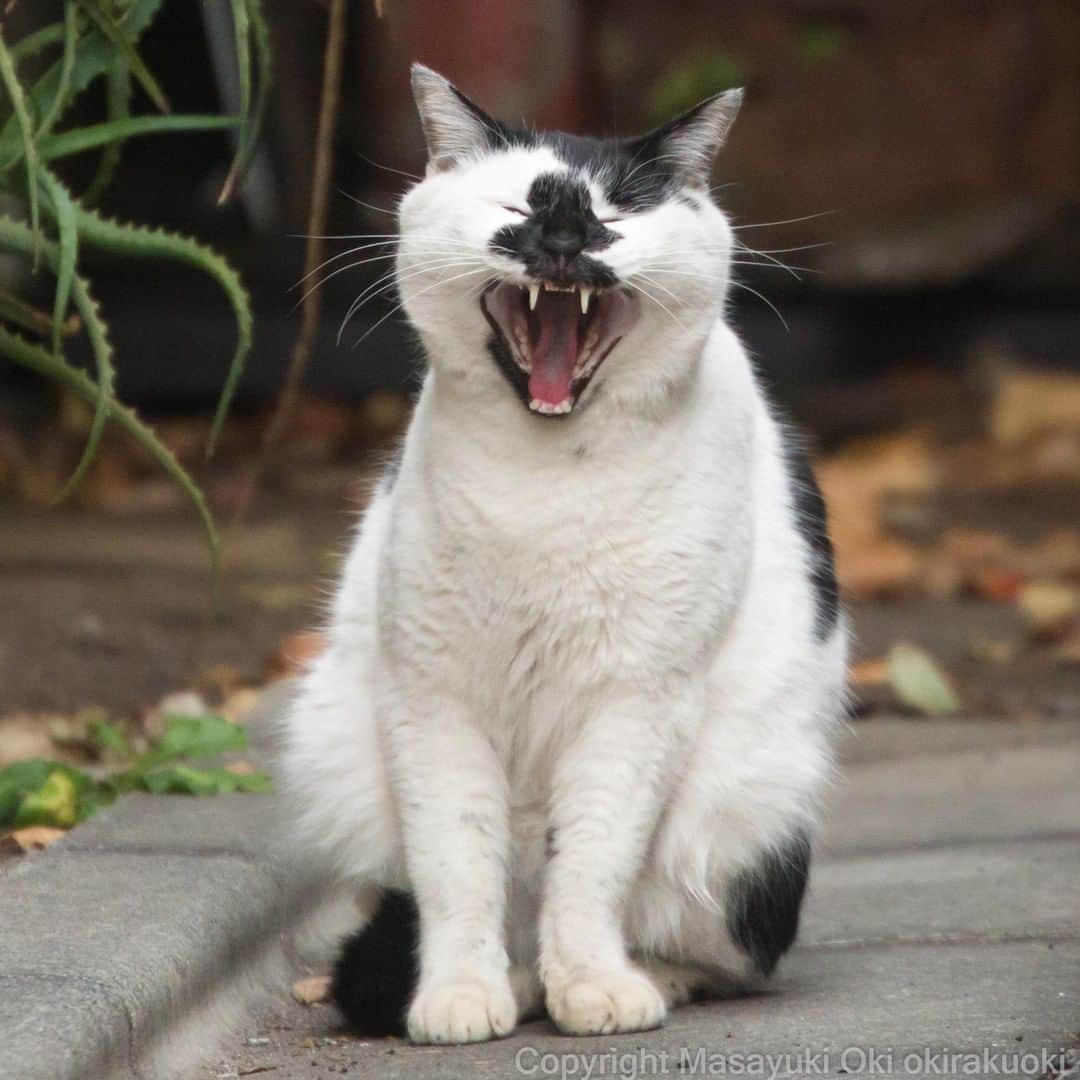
579,286,592,315
527,284,540,310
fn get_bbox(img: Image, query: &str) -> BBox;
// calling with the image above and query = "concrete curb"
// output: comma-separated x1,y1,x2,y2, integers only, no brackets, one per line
0,684,349,1080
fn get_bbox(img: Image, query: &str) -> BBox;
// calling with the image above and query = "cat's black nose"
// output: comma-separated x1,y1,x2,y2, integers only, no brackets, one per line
539,227,586,260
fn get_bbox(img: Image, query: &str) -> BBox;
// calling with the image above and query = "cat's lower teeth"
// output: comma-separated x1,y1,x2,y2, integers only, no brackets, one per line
529,398,572,415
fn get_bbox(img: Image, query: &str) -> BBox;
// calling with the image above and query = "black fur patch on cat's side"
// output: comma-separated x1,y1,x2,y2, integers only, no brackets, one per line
726,828,811,976
781,427,839,640
331,889,419,1037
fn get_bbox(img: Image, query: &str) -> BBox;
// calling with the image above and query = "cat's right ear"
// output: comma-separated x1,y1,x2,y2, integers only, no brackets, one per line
410,64,497,173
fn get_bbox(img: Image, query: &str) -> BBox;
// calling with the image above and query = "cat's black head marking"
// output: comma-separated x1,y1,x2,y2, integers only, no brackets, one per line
489,172,620,287
410,62,742,205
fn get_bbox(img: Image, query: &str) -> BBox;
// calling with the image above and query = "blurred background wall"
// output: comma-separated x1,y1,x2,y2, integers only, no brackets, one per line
6,0,1079,442
2,1,1079,721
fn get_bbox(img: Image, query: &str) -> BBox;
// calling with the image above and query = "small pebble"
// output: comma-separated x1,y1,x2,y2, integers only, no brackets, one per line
245,1037,270,1046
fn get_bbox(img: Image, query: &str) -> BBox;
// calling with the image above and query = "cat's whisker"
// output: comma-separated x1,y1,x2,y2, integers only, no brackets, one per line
289,232,401,241
350,267,491,351
354,150,423,183
730,280,789,332
292,242,400,290
293,241,477,292
338,259,489,344
733,242,803,282
626,278,689,332
337,259,484,341
338,189,400,217
296,250,477,313
632,272,685,307
736,242,831,255
293,255,400,312
732,211,834,231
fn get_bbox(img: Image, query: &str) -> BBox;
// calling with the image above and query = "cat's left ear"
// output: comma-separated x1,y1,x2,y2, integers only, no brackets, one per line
410,63,500,173
641,88,743,189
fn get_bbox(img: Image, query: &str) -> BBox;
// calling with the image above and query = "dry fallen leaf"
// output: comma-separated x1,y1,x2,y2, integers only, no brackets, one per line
292,974,332,1006
850,657,890,686
8,826,67,852
266,630,327,682
990,369,1080,446
224,760,257,776
1017,582,1078,640
817,430,940,497
0,714,59,767
155,690,211,718
222,687,262,723
887,643,962,716
815,432,938,600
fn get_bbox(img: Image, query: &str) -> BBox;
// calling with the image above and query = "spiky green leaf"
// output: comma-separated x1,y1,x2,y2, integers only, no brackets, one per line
37,168,79,352
220,0,270,203
38,113,237,161
0,211,115,502
0,27,41,260
73,206,253,455
73,0,170,113
0,0,163,150
81,55,131,203
35,3,81,141
9,22,67,68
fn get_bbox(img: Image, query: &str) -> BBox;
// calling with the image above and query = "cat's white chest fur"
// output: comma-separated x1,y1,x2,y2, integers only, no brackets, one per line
377,325,755,768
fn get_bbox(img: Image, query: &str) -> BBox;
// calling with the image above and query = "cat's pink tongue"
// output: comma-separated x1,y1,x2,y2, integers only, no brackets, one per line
528,293,579,405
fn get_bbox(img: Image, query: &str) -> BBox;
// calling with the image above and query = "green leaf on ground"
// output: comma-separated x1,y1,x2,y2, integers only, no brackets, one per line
1,712,270,835
887,643,962,716
0,759,113,829
15,768,79,828
89,718,130,757
136,764,272,796
135,713,247,769
0,759,52,826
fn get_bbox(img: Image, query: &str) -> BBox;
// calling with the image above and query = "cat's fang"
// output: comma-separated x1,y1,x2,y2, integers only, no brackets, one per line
579,287,592,315
528,285,540,311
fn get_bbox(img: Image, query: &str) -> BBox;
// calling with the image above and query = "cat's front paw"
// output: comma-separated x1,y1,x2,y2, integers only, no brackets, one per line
406,973,517,1044
545,967,666,1036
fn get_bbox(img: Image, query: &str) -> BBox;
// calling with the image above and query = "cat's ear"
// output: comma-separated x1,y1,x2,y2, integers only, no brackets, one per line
640,88,743,189
410,64,498,173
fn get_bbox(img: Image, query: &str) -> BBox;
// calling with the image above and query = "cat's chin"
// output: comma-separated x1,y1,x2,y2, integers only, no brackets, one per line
481,281,641,417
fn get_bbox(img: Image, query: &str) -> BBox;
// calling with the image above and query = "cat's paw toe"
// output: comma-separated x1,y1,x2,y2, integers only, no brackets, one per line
546,967,666,1035
406,974,517,1044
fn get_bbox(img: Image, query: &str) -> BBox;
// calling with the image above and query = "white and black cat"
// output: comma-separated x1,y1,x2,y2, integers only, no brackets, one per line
281,64,847,1044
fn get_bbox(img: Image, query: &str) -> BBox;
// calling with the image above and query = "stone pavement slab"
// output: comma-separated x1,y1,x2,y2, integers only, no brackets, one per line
213,941,1080,1080
213,719,1080,1080
1,696,1077,1080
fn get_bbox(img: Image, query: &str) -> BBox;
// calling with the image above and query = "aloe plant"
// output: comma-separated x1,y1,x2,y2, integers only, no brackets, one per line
0,0,272,575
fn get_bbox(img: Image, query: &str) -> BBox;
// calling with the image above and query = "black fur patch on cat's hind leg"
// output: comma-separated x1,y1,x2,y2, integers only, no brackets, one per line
725,828,811,976
331,888,419,1037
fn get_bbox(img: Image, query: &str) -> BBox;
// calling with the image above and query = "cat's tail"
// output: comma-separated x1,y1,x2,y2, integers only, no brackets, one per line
331,888,419,1036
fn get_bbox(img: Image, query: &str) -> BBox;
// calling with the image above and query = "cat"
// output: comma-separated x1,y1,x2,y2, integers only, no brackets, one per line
280,63,847,1045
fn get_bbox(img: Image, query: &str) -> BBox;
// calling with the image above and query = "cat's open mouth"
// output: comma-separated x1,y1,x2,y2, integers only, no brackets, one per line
481,281,641,416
